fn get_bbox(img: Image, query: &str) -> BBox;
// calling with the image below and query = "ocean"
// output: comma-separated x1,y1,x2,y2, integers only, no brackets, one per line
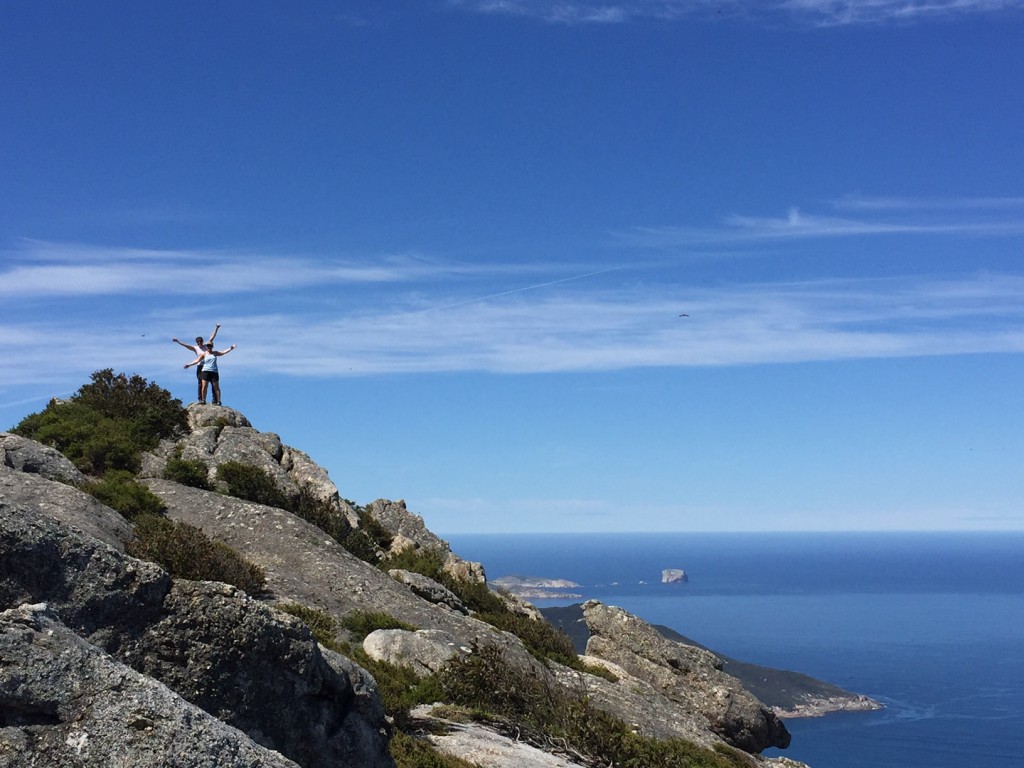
445,532,1024,768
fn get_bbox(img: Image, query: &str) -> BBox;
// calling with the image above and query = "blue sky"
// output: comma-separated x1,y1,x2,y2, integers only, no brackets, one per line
2,1,1023,533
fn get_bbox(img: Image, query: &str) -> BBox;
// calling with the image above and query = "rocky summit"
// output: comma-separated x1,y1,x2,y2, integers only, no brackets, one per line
0,402,820,768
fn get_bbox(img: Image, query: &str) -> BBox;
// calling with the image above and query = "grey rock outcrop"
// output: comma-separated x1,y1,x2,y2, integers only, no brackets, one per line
0,432,86,487
141,478,546,679
363,628,469,676
389,569,468,613
141,404,359,528
0,603,299,768
0,489,393,768
581,601,790,752
367,498,486,584
0,466,131,550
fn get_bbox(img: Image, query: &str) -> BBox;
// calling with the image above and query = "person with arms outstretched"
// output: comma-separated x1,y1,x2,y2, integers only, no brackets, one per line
185,340,236,405
172,323,220,401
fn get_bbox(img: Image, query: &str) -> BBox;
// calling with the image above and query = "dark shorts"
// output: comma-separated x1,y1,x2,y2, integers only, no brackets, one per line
200,371,220,383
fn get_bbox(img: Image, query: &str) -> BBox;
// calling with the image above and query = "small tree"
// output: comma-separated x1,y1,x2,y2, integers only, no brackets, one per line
12,369,187,476
73,368,188,446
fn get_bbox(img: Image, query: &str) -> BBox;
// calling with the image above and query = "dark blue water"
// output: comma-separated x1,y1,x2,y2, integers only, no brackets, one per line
445,532,1024,768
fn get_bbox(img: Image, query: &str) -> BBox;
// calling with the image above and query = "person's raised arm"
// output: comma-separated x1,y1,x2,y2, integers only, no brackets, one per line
213,344,237,357
172,338,196,350
208,324,221,344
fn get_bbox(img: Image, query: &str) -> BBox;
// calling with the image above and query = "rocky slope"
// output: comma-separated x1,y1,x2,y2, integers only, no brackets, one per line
1,404,813,767
542,604,882,719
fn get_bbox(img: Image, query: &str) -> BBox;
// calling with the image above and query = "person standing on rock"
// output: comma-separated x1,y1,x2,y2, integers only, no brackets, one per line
184,340,236,405
172,323,220,401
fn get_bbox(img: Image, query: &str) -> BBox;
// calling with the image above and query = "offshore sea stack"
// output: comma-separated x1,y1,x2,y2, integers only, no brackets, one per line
0,404,803,767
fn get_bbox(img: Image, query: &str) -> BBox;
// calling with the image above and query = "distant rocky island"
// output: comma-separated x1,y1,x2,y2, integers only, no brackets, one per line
662,568,688,583
490,575,583,598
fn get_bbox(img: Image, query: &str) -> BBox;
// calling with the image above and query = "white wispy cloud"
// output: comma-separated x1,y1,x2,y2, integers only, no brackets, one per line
832,194,1024,211
3,273,1021,389
448,0,1024,24
619,198,1024,247
0,240,536,299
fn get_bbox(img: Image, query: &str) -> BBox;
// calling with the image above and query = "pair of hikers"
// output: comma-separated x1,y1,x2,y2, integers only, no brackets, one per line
172,324,236,405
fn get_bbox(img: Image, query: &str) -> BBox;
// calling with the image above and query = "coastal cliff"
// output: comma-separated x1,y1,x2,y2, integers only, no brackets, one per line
0,384,854,767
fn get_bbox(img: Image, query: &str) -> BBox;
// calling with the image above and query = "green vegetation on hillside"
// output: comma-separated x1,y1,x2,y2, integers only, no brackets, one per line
128,513,266,594
379,545,583,668
86,469,168,520
12,369,187,475
435,643,749,768
14,370,265,595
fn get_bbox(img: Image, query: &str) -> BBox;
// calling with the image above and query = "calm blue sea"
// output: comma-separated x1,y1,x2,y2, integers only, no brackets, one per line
445,532,1024,768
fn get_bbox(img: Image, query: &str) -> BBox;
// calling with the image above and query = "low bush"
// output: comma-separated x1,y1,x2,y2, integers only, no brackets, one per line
127,513,266,595
216,461,289,508
380,546,448,581
87,470,167,521
73,368,188,443
388,730,478,768
340,609,416,642
379,547,582,666
473,609,579,667
436,643,747,768
15,401,142,475
163,457,211,489
349,647,444,728
12,370,187,476
292,487,349,540
277,602,345,652
337,506,394,563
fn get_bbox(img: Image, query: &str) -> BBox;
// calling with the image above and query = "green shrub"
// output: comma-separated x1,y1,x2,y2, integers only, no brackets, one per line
127,513,266,595
340,609,416,642
12,369,186,476
216,461,289,508
579,660,619,682
72,368,188,444
292,487,349,540
349,647,445,727
337,506,394,563
163,457,211,489
277,602,344,652
87,470,167,521
379,547,584,665
474,609,579,667
388,730,478,768
436,644,745,768
14,401,142,475
380,546,448,581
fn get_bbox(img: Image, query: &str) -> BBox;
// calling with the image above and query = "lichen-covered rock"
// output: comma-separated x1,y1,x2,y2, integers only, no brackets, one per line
142,479,545,678
389,569,468,613
0,494,394,768
367,498,486,584
0,466,132,551
186,403,252,430
141,404,359,528
0,432,87,487
0,603,299,768
119,580,393,768
363,628,468,676
582,601,791,752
